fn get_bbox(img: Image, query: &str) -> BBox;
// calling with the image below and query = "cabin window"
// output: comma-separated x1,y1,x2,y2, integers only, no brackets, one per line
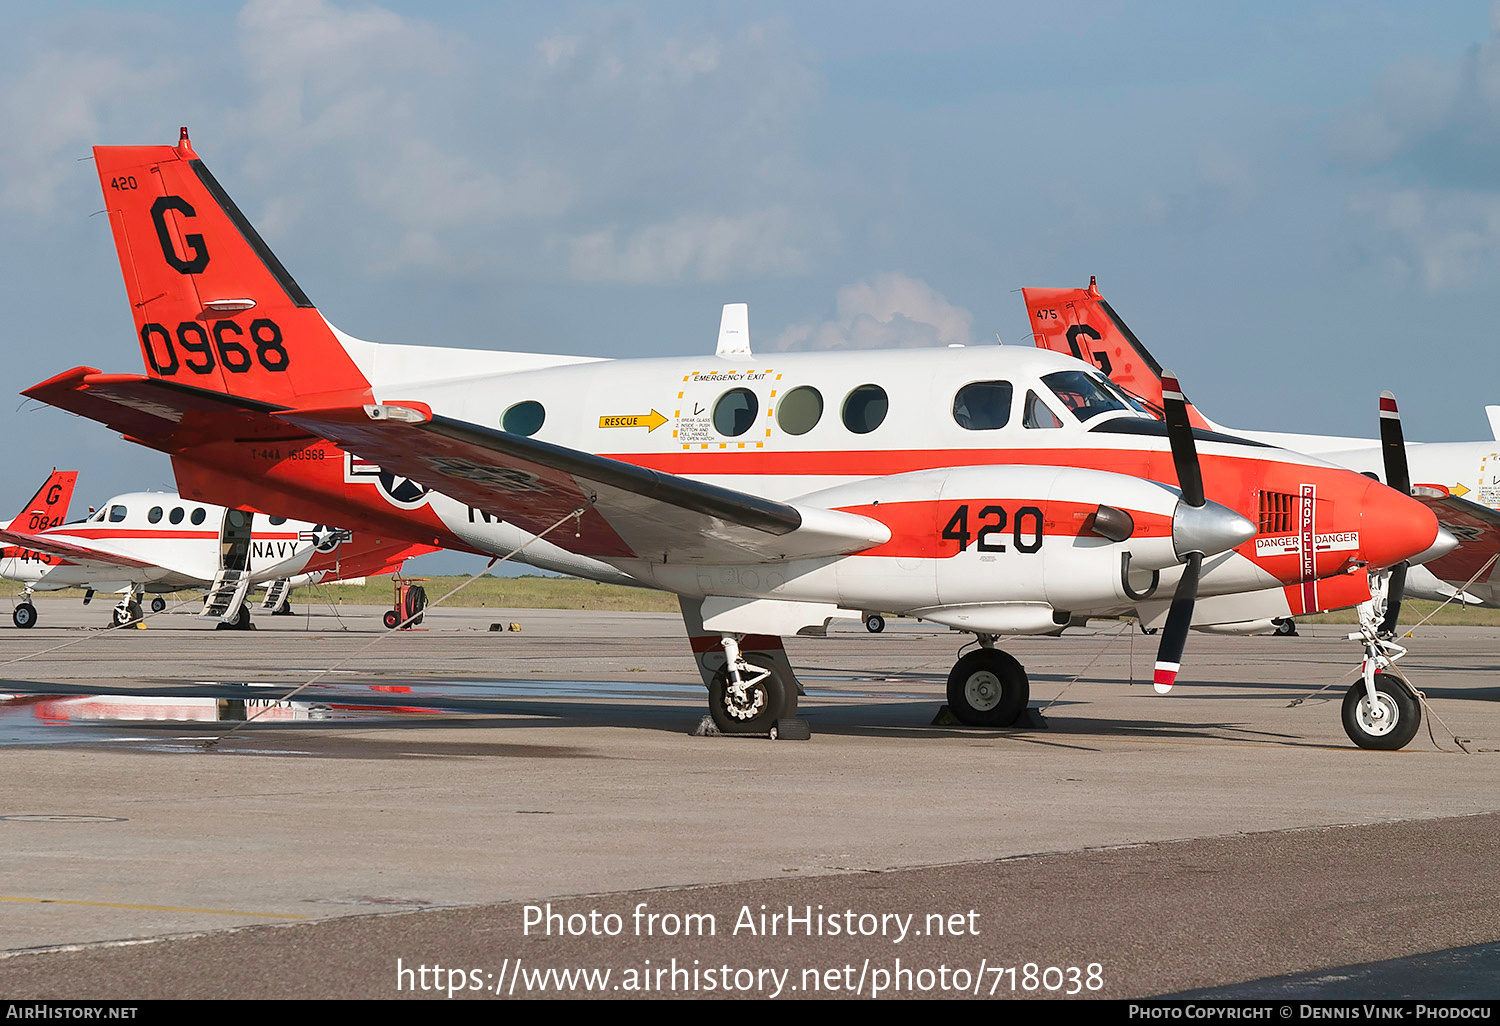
502,401,545,437
841,384,889,434
1023,391,1063,429
147,506,163,524
713,387,759,437
226,509,249,529
1042,370,1128,422
776,386,823,435
169,507,185,525
952,381,1013,430
108,505,127,522
269,516,287,526
190,508,206,526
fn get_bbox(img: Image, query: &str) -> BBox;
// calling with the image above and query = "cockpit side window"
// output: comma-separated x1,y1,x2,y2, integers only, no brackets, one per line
1041,370,1129,422
108,505,127,522
952,381,1013,431
1023,391,1063,429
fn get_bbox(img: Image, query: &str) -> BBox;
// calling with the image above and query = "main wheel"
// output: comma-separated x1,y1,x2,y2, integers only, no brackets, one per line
383,609,401,629
111,603,140,627
232,605,251,630
1342,672,1421,751
946,648,1030,727
708,654,794,735
865,614,886,634
12,603,36,629
1274,617,1298,637
150,596,167,613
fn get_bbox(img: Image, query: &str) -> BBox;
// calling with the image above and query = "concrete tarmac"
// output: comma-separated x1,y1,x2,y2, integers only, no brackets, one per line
0,598,1496,999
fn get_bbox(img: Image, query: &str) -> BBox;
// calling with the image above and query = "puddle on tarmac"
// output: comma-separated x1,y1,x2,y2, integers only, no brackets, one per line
0,674,932,749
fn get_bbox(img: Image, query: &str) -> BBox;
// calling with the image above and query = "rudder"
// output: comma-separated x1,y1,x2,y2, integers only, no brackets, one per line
8,470,77,533
1022,277,1213,430
94,129,371,408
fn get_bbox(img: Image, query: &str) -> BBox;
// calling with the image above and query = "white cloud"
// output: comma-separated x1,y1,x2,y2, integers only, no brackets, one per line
569,206,819,283
771,273,974,351
0,49,175,215
1349,188,1500,291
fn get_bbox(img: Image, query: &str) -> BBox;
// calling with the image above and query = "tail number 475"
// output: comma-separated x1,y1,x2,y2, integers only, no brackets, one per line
139,319,290,376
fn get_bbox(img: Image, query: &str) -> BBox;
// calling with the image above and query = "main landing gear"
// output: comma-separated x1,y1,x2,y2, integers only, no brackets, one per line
13,589,36,629
708,635,802,737
945,635,1031,727
111,587,144,628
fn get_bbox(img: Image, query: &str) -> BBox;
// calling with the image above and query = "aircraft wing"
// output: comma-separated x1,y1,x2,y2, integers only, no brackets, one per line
0,528,161,572
273,403,891,564
1413,489,1500,591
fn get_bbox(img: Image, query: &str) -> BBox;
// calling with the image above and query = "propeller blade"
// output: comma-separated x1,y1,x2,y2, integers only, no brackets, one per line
1161,370,1204,508
1377,391,1411,495
1153,551,1203,693
1377,391,1410,635
1378,562,1407,636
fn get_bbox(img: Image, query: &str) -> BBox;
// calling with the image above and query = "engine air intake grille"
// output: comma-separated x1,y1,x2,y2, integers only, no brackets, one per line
1259,491,1298,535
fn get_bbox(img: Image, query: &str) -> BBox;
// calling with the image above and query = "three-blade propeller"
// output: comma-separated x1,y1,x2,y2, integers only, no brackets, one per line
1376,391,1410,636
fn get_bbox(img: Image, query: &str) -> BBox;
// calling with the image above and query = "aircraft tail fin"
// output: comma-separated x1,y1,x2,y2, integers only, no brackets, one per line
1022,277,1214,430
92,129,372,409
7,470,78,533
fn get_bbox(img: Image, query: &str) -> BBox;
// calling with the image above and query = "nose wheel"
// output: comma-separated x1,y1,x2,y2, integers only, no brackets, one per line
1342,671,1421,751
945,648,1030,727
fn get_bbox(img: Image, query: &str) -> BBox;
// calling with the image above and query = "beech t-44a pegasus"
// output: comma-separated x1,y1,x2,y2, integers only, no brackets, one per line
23,130,1456,748
0,468,433,629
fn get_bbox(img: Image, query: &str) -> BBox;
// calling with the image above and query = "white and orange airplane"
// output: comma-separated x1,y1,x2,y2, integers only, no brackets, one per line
21,130,1458,749
0,469,434,629
1023,279,1500,624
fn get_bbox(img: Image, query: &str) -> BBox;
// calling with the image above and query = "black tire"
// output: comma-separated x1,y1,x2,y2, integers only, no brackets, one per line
150,596,167,614
232,605,251,630
946,648,1030,727
12,603,36,629
383,609,400,629
865,614,886,634
111,603,139,627
1341,672,1421,751
1274,618,1298,637
708,654,794,735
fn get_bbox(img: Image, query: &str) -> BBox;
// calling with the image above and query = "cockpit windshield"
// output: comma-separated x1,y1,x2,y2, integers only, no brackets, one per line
1041,370,1131,423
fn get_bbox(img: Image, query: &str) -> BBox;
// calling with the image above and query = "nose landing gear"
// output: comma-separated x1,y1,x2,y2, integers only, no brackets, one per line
1340,592,1422,751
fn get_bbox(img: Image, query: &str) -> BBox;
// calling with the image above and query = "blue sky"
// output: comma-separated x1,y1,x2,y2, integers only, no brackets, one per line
2,1,1497,574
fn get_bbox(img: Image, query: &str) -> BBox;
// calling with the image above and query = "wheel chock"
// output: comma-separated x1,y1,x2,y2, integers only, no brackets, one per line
931,705,1048,729
771,717,811,741
690,716,722,737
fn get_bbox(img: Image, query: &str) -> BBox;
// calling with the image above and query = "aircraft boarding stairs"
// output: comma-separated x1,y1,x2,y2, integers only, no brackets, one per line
260,577,291,611
200,567,251,623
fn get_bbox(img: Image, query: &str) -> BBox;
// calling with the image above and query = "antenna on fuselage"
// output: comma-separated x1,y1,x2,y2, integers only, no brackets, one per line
716,303,751,359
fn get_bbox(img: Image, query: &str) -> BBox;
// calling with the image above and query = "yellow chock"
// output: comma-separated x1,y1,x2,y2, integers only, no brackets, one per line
509,622,522,632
